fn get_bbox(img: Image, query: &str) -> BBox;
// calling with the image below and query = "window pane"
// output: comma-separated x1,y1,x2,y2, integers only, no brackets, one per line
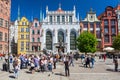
21,28,24,32
57,16,60,23
69,16,72,23
0,32,3,41
35,23,37,27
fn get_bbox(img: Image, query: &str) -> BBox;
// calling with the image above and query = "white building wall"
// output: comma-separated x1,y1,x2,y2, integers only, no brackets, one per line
41,6,80,54
9,20,18,53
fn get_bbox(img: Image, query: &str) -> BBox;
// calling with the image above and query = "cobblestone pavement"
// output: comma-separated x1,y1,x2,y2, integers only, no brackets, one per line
0,57,120,80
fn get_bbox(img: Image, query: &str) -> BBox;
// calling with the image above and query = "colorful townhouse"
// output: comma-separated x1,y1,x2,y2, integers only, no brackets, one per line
17,17,30,54
0,0,11,54
29,18,41,54
80,8,101,50
98,6,118,49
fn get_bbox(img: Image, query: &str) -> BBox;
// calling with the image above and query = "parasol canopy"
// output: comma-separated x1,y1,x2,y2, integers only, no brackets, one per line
103,47,114,52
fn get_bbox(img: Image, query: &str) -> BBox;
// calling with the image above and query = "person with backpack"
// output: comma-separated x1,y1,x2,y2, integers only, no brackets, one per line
13,57,19,78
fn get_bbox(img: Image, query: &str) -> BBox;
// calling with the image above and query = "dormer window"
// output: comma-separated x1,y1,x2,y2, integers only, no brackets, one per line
35,23,37,27
22,22,26,25
108,13,111,16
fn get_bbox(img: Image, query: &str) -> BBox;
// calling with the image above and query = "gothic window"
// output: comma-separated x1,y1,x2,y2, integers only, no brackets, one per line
46,31,52,50
50,16,52,24
69,16,72,23
62,16,65,23
58,31,64,42
70,31,76,50
57,16,60,23
84,23,88,28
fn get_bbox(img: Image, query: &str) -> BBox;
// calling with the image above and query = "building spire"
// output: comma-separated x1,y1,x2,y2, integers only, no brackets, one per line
77,13,79,21
40,8,43,22
43,13,44,21
59,3,61,10
18,5,20,21
46,5,48,13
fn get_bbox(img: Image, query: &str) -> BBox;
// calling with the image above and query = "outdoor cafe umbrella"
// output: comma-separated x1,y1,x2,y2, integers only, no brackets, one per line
103,47,114,52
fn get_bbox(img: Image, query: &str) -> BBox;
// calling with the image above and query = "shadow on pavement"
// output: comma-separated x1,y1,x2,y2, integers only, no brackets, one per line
106,69,120,72
54,73,65,76
25,71,32,74
9,75,15,78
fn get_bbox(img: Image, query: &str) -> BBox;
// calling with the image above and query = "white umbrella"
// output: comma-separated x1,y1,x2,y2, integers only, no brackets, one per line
103,47,114,51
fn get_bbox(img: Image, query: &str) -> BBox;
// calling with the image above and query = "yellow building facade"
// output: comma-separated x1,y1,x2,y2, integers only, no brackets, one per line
18,17,30,54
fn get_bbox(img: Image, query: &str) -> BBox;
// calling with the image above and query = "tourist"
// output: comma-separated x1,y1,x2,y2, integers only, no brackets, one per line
64,56,70,76
91,55,95,68
13,57,19,78
113,57,118,72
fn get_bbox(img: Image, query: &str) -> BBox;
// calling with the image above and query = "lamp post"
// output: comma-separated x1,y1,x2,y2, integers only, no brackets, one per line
7,18,10,72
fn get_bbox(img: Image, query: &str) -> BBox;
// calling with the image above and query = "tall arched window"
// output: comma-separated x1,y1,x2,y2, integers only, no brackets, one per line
70,31,76,50
46,31,52,50
58,31,64,42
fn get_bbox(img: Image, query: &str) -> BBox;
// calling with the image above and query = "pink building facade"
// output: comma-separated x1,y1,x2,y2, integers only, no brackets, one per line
0,0,11,54
29,18,42,54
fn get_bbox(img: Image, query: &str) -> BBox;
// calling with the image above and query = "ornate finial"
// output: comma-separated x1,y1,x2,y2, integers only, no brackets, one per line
18,5,20,21
59,3,61,9
73,5,76,10
40,8,43,22
90,8,93,12
46,5,48,13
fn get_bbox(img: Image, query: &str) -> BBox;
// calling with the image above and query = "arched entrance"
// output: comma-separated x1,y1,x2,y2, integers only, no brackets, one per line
57,31,64,53
70,31,77,50
46,31,52,50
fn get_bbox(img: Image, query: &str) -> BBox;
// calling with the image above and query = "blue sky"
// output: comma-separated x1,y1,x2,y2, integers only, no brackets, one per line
11,0,118,21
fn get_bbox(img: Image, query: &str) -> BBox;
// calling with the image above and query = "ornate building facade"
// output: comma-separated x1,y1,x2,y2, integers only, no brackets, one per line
116,4,120,33
17,17,30,54
0,0,11,54
9,20,18,54
41,5,80,54
98,6,118,49
29,18,42,54
80,8,101,50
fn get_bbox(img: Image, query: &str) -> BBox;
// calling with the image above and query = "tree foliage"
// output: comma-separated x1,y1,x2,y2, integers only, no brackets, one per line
112,34,120,51
77,31,97,54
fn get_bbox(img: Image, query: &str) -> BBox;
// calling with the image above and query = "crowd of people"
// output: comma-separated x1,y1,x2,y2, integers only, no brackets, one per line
1,52,119,78
7,52,75,78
